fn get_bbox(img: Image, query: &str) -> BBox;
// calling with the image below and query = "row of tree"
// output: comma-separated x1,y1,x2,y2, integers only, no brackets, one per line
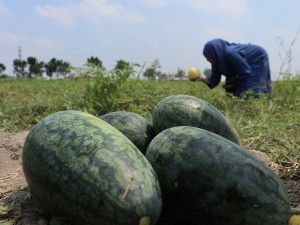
0,56,211,80
0,57,72,79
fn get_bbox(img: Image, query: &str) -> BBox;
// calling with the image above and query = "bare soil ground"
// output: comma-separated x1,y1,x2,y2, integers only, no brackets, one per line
0,131,28,198
0,131,300,224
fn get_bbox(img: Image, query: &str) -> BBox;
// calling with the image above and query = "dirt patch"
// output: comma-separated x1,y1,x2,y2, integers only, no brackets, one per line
0,131,29,198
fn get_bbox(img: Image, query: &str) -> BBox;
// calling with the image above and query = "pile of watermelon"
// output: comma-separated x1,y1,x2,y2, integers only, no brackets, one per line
22,94,291,225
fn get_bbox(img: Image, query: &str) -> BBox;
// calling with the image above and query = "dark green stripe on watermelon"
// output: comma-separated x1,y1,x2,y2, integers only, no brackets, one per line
145,126,290,225
100,111,155,155
22,110,162,225
152,94,240,145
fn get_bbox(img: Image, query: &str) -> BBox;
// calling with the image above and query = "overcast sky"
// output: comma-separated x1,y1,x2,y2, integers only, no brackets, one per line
0,0,300,79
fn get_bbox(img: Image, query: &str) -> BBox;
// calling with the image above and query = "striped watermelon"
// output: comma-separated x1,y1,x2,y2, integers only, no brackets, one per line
152,94,240,145
22,110,162,225
100,111,155,154
146,126,290,225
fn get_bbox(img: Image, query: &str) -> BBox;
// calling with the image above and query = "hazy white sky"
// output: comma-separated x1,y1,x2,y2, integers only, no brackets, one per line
0,0,300,79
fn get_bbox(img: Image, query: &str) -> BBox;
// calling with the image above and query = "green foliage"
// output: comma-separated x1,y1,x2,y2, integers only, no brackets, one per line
76,63,138,116
44,58,71,79
27,56,44,78
203,68,211,78
114,59,130,70
13,59,27,78
0,76,299,176
86,56,102,67
0,63,6,75
174,68,186,80
143,59,163,80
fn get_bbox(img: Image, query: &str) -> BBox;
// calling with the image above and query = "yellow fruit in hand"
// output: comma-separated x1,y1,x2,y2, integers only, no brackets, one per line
188,67,201,81
289,215,300,225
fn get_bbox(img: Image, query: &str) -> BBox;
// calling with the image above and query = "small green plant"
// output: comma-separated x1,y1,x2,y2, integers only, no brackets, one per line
77,63,139,116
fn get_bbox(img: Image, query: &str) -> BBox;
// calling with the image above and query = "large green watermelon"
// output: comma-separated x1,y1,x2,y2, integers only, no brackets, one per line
152,94,240,145
146,126,290,225
22,110,162,225
100,111,155,154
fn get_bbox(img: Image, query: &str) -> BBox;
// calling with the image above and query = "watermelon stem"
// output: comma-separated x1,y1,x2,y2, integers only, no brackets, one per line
139,216,151,225
291,208,300,215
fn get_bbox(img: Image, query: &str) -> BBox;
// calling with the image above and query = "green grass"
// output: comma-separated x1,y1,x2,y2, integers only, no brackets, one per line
0,79,84,131
0,77,299,176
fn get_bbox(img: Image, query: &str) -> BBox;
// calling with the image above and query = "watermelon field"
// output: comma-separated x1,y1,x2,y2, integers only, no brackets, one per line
0,74,300,225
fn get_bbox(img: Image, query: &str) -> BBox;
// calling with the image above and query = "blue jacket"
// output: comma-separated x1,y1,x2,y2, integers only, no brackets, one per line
203,39,272,97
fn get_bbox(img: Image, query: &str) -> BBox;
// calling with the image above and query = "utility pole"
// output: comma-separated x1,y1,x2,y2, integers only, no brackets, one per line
18,46,24,77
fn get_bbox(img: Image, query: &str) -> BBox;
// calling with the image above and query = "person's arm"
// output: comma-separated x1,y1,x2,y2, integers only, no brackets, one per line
201,67,221,89
197,76,210,85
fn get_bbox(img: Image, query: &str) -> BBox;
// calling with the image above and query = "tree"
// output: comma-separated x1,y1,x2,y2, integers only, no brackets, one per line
143,59,162,80
0,63,6,76
174,68,186,80
143,67,156,80
113,59,136,79
56,60,71,78
115,59,130,70
158,72,168,80
45,58,71,79
13,59,27,78
27,56,44,78
86,56,102,67
203,68,212,78
44,58,57,79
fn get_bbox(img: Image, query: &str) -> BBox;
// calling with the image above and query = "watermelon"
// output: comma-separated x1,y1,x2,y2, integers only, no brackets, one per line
22,110,162,225
100,111,155,154
152,94,240,145
145,126,290,225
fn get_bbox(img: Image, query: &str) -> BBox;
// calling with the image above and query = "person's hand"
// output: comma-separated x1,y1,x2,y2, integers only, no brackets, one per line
195,77,203,81
196,77,209,85
222,83,236,90
223,76,238,90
